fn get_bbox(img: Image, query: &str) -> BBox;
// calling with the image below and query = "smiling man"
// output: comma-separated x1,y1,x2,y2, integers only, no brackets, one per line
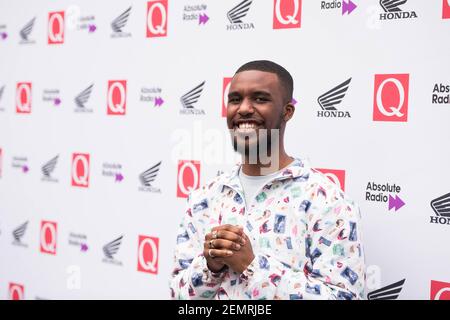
170,60,365,300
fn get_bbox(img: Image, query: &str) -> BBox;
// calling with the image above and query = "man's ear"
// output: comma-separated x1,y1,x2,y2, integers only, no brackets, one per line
283,103,295,122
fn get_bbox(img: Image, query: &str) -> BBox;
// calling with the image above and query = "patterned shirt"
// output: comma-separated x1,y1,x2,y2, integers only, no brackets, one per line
170,158,365,300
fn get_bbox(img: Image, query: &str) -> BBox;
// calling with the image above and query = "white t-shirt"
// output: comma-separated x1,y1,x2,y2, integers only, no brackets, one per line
238,167,284,205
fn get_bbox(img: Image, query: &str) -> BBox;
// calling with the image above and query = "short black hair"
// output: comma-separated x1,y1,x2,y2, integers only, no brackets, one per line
234,60,293,104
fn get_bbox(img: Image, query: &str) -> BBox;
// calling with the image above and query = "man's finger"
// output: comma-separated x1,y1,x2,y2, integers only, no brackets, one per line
204,248,234,259
209,239,241,251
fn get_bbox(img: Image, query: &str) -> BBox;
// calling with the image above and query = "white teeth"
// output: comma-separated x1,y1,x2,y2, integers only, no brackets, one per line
237,122,256,129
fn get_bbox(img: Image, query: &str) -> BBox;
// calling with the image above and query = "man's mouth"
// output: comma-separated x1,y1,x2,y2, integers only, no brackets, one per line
233,120,264,134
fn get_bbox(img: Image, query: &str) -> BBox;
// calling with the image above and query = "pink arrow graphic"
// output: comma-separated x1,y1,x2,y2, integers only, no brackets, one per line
199,13,209,25
88,24,97,33
115,173,124,182
154,97,164,107
54,98,61,106
22,165,29,173
342,0,357,15
388,194,405,211
80,243,89,252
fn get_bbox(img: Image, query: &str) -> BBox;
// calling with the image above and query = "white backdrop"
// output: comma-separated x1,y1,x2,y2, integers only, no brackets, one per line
0,0,449,300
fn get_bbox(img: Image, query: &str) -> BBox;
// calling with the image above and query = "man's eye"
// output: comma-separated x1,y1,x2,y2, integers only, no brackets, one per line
255,97,269,103
228,97,240,104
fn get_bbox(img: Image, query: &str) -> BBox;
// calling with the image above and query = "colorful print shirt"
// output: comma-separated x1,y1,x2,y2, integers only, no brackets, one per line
170,158,365,300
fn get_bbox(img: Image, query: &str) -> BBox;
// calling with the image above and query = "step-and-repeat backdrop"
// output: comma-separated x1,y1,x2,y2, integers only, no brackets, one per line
0,0,449,300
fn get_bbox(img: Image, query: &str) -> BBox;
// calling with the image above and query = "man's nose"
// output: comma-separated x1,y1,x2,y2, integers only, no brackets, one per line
237,97,254,115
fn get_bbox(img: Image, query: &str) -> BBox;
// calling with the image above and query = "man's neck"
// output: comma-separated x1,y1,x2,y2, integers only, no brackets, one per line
241,150,294,176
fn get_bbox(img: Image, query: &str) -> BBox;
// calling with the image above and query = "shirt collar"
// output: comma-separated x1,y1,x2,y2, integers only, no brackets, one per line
221,157,309,195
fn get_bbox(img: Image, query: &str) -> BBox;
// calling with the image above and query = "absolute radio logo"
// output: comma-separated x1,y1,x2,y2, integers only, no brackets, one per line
107,80,127,115
273,0,302,29
317,78,352,118
9,283,24,300
147,0,168,38
48,11,65,44
41,155,59,183
103,235,124,266
183,4,209,25
137,235,159,274
12,156,29,174
12,221,28,248
365,181,405,211
68,232,88,253
373,74,409,122
379,0,417,21
180,81,206,115
227,0,255,31
431,280,450,300
0,24,8,41
74,84,94,113
40,220,57,255
319,0,357,15
19,17,36,44
102,162,124,183
432,83,449,105
139,161,162,193
222,77,232,117
140,85,164,107
367,279,406,300
71,153,90,188
42,88,61,107
177,160,201,198
315,168,346,191
430,192,450,225
111,6,132,38
16,82,32,114
444,0,450,19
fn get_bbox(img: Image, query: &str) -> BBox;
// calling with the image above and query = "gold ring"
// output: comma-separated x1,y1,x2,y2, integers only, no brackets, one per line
209,240,215,249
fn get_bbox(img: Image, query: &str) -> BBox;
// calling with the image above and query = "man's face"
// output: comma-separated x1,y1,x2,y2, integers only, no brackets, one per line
226,70,286,154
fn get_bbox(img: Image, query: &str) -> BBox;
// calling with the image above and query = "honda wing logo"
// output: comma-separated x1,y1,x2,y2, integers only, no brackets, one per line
42,155,58,178
20,17,35,42
318,78,351,110
139,161,161,187
103,235,123,259
367,279,405,300
75,84,94,110
112,7,131,33
181,81,205,109
380,0,405,12
12,221,28,244
228,0,252,23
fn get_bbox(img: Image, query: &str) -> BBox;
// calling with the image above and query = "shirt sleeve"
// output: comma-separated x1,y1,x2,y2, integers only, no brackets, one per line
240,185,366,300
169,196,227,300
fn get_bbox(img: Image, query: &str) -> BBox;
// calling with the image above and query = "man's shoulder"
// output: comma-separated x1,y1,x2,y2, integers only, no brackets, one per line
187,170,231,204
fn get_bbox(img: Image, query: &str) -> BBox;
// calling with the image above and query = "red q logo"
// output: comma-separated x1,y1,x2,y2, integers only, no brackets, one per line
147,0,168,38
222,77,232,117
443,0,450,19
107,80,127,115
177,160,201,198
273,0,302,29
431,280,450,300
40,221,57,255
9,283,24,300
137,235,159,274
71,153,90,188
16,82,32,113
373,74,409,122
315,168,346,191
48,11,65,44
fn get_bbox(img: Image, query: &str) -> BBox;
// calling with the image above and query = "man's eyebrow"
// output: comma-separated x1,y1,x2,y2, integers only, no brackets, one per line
252,90,272,96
